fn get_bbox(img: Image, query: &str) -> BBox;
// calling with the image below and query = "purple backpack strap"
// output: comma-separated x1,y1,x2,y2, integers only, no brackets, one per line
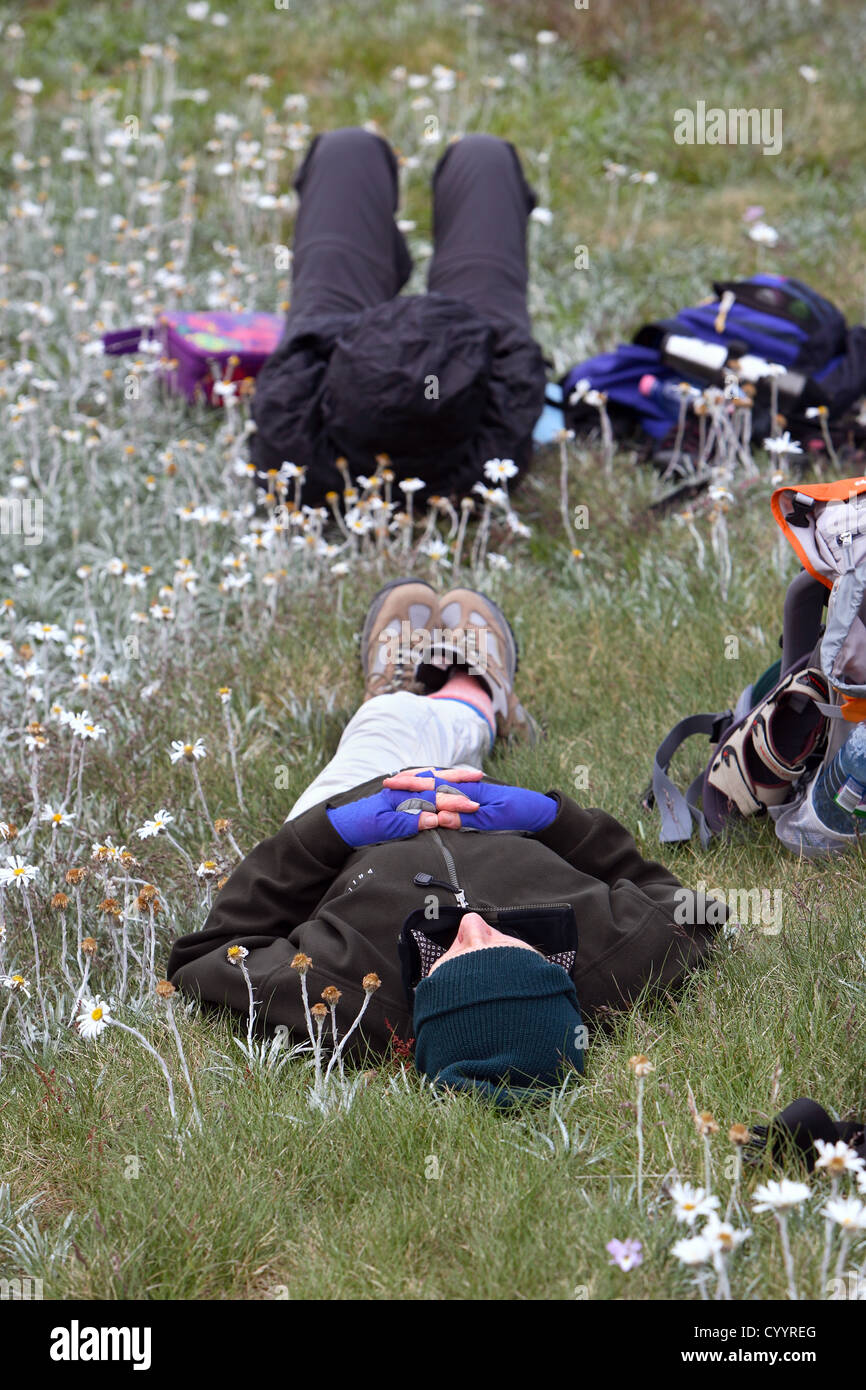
101,326,152,355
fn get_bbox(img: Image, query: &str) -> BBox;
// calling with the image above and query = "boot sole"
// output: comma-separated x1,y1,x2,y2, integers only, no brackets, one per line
436,587,520,680
360,576,438,676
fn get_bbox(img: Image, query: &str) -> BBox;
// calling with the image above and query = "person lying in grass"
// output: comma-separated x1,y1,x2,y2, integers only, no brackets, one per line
249,126,547,505
168,578,722,1103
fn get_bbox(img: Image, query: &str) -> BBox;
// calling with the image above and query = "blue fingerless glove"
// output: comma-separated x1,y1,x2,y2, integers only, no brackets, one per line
327,788,436,849
454,781,558,834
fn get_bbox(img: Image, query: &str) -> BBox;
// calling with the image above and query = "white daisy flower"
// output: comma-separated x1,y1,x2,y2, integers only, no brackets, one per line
822,1196,866,1231
702,1213,751,1252
483,457,518,483
751,1179,811,1213
748,222,779,247
76,995,112,1040
136,809,175,839
763,430,803,456
70,713,106,741
169,738,207,764
421,538,451,566
815,1138,866,1177
668,1181,720,1226
671,1234,713,1265
27,621,68,643
0,855,39,889
39,805,75,829
471,483,507,508
2,973,32,998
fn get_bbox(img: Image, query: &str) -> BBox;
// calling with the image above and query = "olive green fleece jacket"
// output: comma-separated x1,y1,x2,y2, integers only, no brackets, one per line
166,774,720,1055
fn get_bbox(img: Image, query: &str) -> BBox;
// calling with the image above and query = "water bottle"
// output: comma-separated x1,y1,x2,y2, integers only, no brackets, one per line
811,720,866,834
638,373,700,422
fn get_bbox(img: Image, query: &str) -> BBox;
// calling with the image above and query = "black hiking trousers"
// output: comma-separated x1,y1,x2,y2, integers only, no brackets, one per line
250,127,548,504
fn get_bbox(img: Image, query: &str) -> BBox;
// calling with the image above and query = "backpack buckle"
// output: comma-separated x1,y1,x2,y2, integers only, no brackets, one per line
788,492,815,528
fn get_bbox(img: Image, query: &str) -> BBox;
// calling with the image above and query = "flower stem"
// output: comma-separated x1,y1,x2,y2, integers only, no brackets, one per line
164,997,202,1130
323,991,372,1088
636,1075,645,1205
109,1019,178,1130
775,1212,798,1301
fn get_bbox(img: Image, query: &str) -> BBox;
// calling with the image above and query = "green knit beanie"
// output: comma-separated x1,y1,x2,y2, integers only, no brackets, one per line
413,946,584,1106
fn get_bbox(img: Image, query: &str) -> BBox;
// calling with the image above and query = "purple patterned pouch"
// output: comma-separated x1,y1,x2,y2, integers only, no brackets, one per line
101,311,284,403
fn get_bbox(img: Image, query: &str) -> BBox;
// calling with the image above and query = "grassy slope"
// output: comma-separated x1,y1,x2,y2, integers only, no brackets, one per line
1,0,865,1300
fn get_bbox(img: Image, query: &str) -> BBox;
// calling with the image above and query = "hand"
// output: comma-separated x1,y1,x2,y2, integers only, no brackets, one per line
327,781,480,848
382,765,484,829
383,768,557,834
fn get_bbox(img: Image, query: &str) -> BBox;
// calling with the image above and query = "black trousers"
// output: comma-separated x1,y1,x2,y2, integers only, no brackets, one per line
286,126,537,335
251,128,547,502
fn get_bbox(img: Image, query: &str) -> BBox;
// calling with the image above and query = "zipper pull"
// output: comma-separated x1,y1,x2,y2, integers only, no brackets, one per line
413,873,469,909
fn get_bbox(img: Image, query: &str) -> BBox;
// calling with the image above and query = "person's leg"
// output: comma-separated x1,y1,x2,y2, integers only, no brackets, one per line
286,126,413,323
427,133,536,334
286,686,493,820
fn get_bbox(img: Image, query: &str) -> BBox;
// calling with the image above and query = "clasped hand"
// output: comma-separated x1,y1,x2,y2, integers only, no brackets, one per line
326,766,557,848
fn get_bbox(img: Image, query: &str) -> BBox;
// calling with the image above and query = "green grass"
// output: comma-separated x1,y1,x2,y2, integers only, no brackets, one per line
1,0,866,1302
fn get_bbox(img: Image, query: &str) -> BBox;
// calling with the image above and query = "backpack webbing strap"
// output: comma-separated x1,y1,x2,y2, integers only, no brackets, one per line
649,711,731,846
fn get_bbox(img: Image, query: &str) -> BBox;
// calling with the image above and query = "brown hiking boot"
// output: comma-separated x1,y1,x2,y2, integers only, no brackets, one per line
360,577,443,701
433,587,538,741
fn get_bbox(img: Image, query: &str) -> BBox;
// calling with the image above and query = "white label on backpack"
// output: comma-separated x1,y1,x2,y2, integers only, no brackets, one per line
664,334,728,374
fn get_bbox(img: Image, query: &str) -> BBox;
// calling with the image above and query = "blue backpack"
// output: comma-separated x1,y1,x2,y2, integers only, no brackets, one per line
561,274,866,444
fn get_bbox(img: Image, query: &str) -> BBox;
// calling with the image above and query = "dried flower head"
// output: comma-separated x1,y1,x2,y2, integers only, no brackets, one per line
695,1110,719,1137
50,891,70,910
729,1123,751,1146
155,979,176,998
65,866,88,885
136,889,161,914
321,986,342,1006
137,883,159,904
362,972,381,993
311,1002,328,1019
628,1054,654,1077
99,897,121,916
291,952,312,975
81,936,98,956
214,818,232,835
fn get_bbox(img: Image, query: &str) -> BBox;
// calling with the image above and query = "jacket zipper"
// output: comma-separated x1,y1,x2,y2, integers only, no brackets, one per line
421,831,469,908
417,832,573,917
411,883,571,915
